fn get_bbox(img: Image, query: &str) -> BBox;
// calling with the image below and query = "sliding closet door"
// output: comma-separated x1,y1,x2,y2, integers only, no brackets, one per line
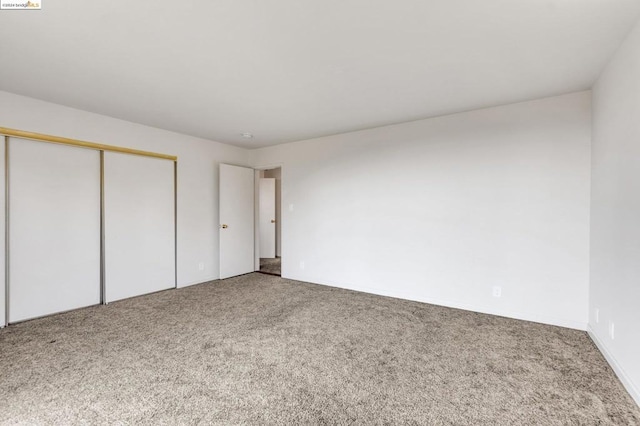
104,152,175,302
9,138,101,323
0,139,5,327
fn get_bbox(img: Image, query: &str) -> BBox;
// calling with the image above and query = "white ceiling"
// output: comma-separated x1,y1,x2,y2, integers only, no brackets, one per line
1,1,639,148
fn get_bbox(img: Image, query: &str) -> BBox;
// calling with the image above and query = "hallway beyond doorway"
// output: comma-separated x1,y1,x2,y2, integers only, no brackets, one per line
260,257,281,276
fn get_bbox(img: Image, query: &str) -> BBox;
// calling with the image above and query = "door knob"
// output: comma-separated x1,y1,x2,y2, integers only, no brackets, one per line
271,219,276,223
221,224,228,229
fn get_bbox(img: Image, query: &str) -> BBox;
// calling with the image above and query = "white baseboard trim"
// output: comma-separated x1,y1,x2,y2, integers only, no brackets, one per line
376,287,586,330
284,274,587,331
588,325,640,407
178,276,220,288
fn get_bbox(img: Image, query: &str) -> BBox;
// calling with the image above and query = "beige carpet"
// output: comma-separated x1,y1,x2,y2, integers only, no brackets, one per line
0,273,638,425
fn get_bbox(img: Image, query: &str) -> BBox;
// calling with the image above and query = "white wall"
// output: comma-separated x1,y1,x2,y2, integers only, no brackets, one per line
251,92,592,330
590,18,640,405
0,90,593,333
0,91,249,290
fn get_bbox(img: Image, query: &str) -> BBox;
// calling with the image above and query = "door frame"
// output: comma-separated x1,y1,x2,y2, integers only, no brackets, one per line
253,163,283,273
258,177,276,259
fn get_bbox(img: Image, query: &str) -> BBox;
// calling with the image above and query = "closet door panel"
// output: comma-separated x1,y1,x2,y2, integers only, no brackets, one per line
104,152,175,302
9,139,100,322
0,138,5,327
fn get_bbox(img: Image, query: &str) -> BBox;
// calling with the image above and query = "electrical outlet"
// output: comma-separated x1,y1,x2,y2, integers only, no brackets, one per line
492,286,501,298
609,321,615,340
299,261,305,270
198,262,205,271
289,204,294,212
595,308,599,323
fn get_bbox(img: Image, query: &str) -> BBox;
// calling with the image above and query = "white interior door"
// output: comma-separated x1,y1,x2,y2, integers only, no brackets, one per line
104,152,175,302
220,164,254,279
9,138,101,323
259,178,276,258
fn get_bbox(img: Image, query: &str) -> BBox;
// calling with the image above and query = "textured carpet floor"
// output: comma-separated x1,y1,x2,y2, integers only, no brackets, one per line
0,273,638,425
260,257,281,276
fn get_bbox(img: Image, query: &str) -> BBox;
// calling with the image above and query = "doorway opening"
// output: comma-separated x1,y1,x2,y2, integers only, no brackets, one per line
257,167,281,276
